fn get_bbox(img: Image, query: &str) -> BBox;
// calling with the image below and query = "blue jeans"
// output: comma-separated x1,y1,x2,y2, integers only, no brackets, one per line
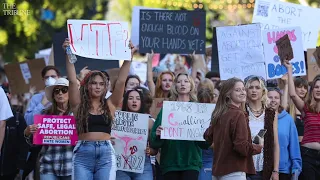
199,149,213,180
40,174,71,180
116,156,153,180
73,140,116,180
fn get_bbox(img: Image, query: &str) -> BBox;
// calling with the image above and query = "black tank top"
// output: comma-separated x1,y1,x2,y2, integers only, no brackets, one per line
87,114,111,134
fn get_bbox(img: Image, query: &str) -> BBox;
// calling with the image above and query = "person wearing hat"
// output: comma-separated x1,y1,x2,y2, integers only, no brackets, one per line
24,78,73,180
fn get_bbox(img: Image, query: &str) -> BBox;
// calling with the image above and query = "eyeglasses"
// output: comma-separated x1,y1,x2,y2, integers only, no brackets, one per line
53,87,68,95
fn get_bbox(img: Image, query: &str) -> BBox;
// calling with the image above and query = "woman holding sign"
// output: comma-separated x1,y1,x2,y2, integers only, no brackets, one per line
115,87,156,180
284,60,320,180
24,78,73,180
63,39,134,180
244,75,280,180
150,73,208,180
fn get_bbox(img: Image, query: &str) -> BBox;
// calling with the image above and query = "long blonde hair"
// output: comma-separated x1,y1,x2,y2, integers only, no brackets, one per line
211,78,245,125
170,73,197,102
155,71,175,98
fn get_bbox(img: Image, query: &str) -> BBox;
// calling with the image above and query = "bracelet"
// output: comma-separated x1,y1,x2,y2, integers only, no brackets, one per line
272,170,279,174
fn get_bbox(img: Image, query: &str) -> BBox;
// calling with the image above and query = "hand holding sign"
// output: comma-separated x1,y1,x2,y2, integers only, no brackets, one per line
313,46,320,68
276,34,294,64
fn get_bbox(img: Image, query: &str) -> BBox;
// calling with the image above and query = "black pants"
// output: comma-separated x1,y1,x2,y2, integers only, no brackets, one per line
155,161,164,180
279,173,291,180
164,170,199,180
0,173,16,180
299,146,320,180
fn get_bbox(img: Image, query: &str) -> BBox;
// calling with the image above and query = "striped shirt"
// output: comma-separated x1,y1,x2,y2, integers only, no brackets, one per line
301,105,320,145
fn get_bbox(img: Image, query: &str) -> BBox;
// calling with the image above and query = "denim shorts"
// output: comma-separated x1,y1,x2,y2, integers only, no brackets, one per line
72,140,116,180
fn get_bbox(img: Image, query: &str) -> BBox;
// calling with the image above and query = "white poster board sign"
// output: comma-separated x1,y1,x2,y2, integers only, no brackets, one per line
67,20,131,60
252,0,320,50
112,111,149,173
262,26,305,79
216,24,266,80
161,101,215,141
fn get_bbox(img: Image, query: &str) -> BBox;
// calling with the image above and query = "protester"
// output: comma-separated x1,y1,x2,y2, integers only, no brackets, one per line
24,66,60,125
205,71,220,86
244,75,280,180
151,73,208,180
284,60,320,180
63,38,134,180
125,75,141,91
0,86,29,180
116,87,156,180
267,87,302,180
204,77,263,180
0,86,13,155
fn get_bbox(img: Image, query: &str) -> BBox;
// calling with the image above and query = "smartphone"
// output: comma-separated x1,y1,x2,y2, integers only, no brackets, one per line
253,129,267,144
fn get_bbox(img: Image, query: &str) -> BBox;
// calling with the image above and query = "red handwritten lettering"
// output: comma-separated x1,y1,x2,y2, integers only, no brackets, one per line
168,113,178,126
163,127,183,138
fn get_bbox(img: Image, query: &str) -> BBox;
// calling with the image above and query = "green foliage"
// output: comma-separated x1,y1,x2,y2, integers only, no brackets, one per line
0,0,108,62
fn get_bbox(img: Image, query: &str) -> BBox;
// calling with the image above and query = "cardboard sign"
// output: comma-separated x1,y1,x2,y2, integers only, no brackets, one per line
307,49,319,82
112,111,149,173
215,23,266,80
4,59,46,94
314,47,320,67
53,31,119,76
33,115,78,145
160,101,215,141
67,20,131,60
252,0,320,50
139,10,206,54
150,98,167,119
276,34,294,63
262,27,305,79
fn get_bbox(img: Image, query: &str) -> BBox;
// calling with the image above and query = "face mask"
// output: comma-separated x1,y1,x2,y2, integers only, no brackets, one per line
45,77,56,87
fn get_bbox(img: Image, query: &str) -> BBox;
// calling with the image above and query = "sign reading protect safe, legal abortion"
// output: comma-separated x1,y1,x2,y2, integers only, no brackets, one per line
262,26,305,79
67,20,131,60
139,10,206,54
33,115,78,145
161,101,215,141
112,111,149,173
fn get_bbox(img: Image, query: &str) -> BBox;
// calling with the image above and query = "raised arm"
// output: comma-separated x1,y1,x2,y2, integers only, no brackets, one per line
279,74,289,110
147,51,155,97
283,60,305,111
109,43,134,107
63,39,81,109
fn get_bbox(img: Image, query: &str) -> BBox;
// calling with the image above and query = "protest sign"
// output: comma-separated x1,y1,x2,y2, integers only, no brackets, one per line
112,111,149,173
307,49,319,82
4,59,46,94
276,34,294,63
262,27,305,79
161,101,215,141
33,115,78,145
215,23,266,80
139,10,206,54
252,0,320,50
131,6,163,47
53,31,119,76
67,20,131,60
131,62,147,83
314,47,320,67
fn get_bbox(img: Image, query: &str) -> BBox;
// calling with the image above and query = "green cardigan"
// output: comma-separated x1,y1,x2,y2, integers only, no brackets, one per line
150,108,209,174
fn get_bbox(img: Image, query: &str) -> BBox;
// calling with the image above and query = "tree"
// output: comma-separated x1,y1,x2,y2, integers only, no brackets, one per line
0,0,108,63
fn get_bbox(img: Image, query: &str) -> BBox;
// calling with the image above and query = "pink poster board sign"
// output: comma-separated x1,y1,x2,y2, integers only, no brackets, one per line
33,115,78,145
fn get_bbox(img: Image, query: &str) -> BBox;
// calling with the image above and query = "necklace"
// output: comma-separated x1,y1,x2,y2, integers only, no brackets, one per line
249,105,264,115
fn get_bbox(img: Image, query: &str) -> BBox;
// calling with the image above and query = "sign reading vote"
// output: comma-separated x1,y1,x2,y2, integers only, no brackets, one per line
262,26,305,79
216,24,266,80
139,10,206,54
67,20,131,60
161,101,215,141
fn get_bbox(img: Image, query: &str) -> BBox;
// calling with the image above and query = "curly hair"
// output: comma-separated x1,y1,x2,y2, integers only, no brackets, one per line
76,71,111,134
169,73,197,102
155,71,175,98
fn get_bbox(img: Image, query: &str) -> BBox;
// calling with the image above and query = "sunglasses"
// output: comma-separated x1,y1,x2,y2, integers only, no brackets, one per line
53,87,68,95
